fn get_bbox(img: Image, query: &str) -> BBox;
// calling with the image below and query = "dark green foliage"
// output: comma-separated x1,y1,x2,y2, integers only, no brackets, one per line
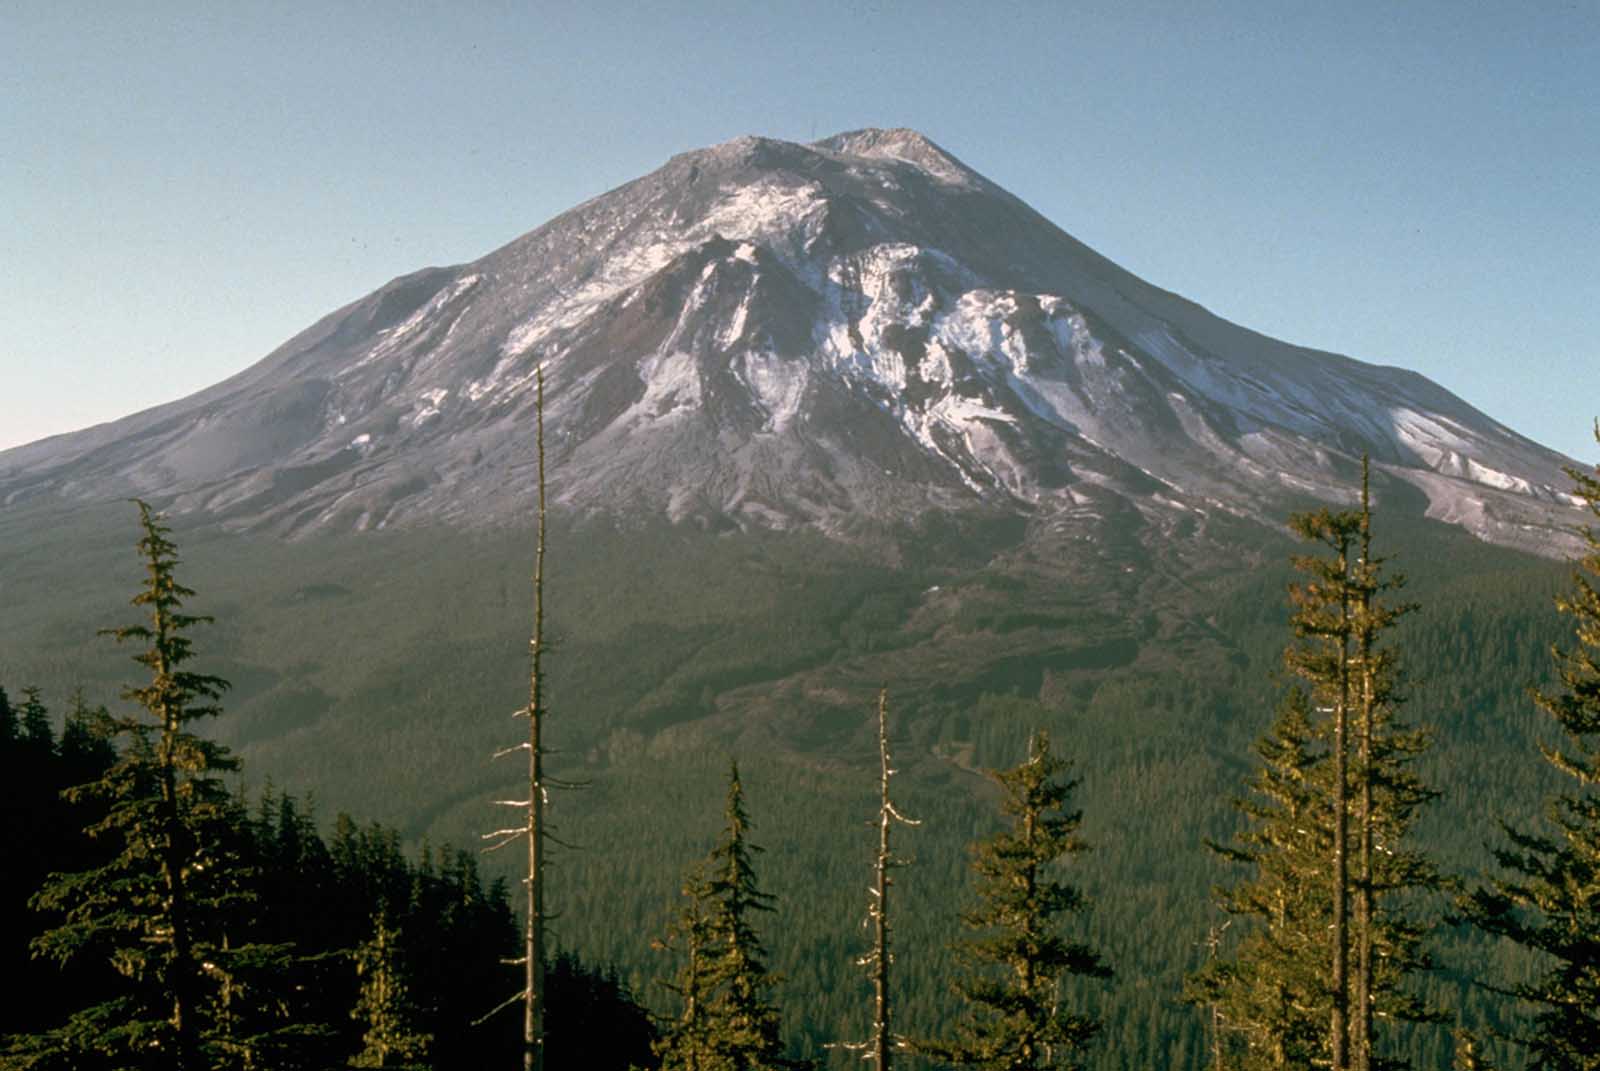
655,863,719,1071
932,730,1110,1071
350,911,433,1069
0,687,121,1061
18,686,53,752
1,482,1590,1070
1455,1029,1498,1071
1186,689,1334,1069
545,951,658,1071
1463,439,1600,1070
23,501,255,1070
1191,484,1443,1071
59,689,117,778
656,764,804,1071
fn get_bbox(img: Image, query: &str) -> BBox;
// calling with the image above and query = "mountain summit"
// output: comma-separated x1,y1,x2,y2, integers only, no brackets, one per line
1,129,1581,550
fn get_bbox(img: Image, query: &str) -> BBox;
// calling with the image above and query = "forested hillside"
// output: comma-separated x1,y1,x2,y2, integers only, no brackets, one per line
2,445,1597,1069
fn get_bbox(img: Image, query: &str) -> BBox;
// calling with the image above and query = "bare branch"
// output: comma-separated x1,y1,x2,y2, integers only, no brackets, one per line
545,776,592,790
472,988,528,1027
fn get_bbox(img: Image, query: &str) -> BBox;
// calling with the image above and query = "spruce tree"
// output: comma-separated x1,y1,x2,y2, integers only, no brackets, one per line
0,685,16,745
18,686,54,753
59,689,118,780
655,763,801,1071
1192,469,1441,1070
703,762,796,1071
1284,503,1361,1070
932,729,1110,1071
350,910,433,1069
654,864,719,1071
1462,427,1600,1070
1186,690,1337,1069
25,500,245,1070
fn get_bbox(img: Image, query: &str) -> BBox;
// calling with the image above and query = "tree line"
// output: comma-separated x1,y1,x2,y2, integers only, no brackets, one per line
1,424,1598,1070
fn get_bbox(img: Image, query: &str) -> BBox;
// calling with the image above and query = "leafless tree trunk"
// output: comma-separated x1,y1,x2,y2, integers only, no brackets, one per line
855,689,918,1071
482,366,550,1071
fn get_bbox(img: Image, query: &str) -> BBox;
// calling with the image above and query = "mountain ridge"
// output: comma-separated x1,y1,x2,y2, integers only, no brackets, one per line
1,127,1583,554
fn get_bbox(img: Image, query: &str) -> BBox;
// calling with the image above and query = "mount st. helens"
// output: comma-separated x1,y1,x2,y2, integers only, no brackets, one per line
0,128,1582,552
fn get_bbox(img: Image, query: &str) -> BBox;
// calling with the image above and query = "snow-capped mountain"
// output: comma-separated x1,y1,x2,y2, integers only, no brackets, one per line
1,128,1583,551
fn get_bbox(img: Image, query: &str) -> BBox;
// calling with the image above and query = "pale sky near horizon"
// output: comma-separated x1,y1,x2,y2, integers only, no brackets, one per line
3,2,1596,462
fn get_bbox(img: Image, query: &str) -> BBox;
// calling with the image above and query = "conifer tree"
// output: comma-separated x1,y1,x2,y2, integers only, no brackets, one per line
1347,464,1435,1071
25,500,245,1070
0,685,16,746
1192,467,1440,1070
1284,503,1361,1070
350,910,433,1069
932,730,1110,1071
654,864,719,1071
18,686,54,753
703,762,797,1071
655,763,802,1071
1462,427,1600,1070
58,689,117,779
1186,690,1337,1069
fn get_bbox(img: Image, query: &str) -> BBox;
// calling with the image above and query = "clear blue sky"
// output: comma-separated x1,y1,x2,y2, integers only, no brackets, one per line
4,1,1596,462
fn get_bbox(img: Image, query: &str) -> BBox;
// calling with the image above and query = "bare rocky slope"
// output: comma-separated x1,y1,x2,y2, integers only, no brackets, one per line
1,128,1582,553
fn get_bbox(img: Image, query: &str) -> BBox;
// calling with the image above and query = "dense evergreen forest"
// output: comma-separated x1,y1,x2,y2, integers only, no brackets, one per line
2,438,1598,1070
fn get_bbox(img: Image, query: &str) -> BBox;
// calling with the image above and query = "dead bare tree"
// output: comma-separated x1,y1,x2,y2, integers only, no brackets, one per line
481,366,552,1071
838,689,920,1071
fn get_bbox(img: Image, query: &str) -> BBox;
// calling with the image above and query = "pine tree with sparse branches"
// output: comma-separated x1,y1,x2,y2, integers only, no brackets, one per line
931,729,1110,1071
1462,424,1600,1070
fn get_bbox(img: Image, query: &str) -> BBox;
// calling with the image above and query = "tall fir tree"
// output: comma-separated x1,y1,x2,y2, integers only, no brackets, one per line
1284,502,1361,1070
1462,426,1600,1070
1186,689,1339,1070
24,500,249,1070
655,763,802,1071
931,730,1110,1071
703,762,798,1071
1191,467,1441,1070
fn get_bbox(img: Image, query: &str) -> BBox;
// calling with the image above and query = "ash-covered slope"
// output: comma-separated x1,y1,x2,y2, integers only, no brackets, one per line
0,128,1582,550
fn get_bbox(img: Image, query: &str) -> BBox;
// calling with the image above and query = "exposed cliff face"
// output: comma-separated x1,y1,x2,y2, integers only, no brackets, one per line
0,128,1582,552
